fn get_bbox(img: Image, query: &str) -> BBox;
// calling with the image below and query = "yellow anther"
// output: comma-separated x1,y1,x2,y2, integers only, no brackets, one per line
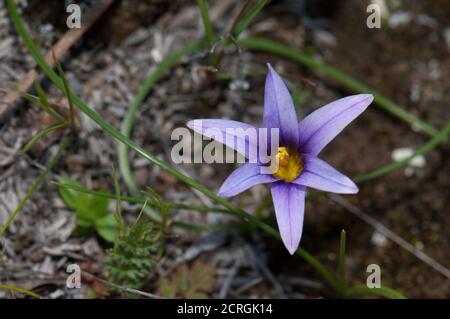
272,147,303,182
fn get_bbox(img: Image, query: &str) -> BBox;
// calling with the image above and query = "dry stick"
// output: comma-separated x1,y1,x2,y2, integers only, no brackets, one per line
82,271,166,299
0,0,114,121
219,258,241,299
328,194,450,280
245,245,287,298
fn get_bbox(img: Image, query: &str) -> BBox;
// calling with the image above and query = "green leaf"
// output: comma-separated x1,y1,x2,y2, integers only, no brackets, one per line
58,176,84,210
233,0,269,38
86,194,109,219
21,122,66,154
58,177,114,242
58,177,109,222
95,214,118,243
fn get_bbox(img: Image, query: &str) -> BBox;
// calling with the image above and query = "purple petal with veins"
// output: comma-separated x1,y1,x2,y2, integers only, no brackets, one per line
271,183,306,255
218,163,278,197
293,155,358,194
298,94,373,156
263,63,299,148
187,119,259,161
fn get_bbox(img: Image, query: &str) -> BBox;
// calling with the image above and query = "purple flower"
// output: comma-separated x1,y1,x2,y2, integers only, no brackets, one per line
187,64,373,254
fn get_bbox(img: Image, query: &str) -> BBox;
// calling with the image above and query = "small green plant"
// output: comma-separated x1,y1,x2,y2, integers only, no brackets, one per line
58,176,118,242
106,169,162,293
106,214,159,290
158,261,215,299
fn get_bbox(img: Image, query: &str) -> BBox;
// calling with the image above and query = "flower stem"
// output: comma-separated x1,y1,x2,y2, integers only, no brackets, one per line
338,229,347,297
196,0,215,45
355,120,450,183
117,41,204,221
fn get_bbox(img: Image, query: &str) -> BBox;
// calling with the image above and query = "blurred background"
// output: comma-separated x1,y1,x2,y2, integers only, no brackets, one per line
0,0,449,298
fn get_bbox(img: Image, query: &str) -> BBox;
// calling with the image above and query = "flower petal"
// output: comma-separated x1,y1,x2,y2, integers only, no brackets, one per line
218,163,277,197
293,155,358,194
263,64,299,147
187,119,258,160
298,94,373,155
270,182,306,255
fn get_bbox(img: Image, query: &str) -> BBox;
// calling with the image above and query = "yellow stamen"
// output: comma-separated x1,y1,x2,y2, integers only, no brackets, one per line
272,147,303,182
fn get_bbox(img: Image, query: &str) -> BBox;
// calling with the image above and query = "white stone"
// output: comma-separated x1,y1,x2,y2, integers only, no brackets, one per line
391,147,426,168
388,11,412,28
371,230,387,246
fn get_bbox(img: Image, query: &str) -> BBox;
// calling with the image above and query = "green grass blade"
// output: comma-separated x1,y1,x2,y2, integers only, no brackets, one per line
55,181,237,233
54,181,232,214
196,0,215,45
0,285,41,298
21,122,66,154
117,41,203,221
34,81,66,122
19,86,67,123
355,121,450,183
0,136,71,237
237,37,444,143
111,166,122,218
338,229,347,297
297,248,339,292
53,54,75,125
348,285,406,299
34,81,50,110
233,0,269,38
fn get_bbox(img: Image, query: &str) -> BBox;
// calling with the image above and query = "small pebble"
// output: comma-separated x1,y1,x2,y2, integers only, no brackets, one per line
371,230,388,247
391,148,426,168
388,11,412,28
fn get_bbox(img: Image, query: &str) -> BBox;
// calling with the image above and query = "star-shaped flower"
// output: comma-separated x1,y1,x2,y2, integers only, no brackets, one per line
188,64,373,254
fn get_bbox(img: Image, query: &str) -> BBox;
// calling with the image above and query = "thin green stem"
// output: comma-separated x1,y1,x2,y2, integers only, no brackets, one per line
297,249,339,292
196,0,215,45
0,136,71,237
117,42,204,221
54,53,75,126
338,229,347,297
0,285,41,299
33,82,68,123
54,181,230,214
233,0,269,38
355,121,450,183
306,120,450,202
237,38,446,144
21,122,66,154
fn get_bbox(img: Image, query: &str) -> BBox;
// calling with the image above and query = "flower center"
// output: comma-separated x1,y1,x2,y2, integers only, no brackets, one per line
272,147,303,182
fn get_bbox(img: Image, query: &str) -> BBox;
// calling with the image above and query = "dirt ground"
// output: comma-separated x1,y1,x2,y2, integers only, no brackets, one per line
0,0,449,298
